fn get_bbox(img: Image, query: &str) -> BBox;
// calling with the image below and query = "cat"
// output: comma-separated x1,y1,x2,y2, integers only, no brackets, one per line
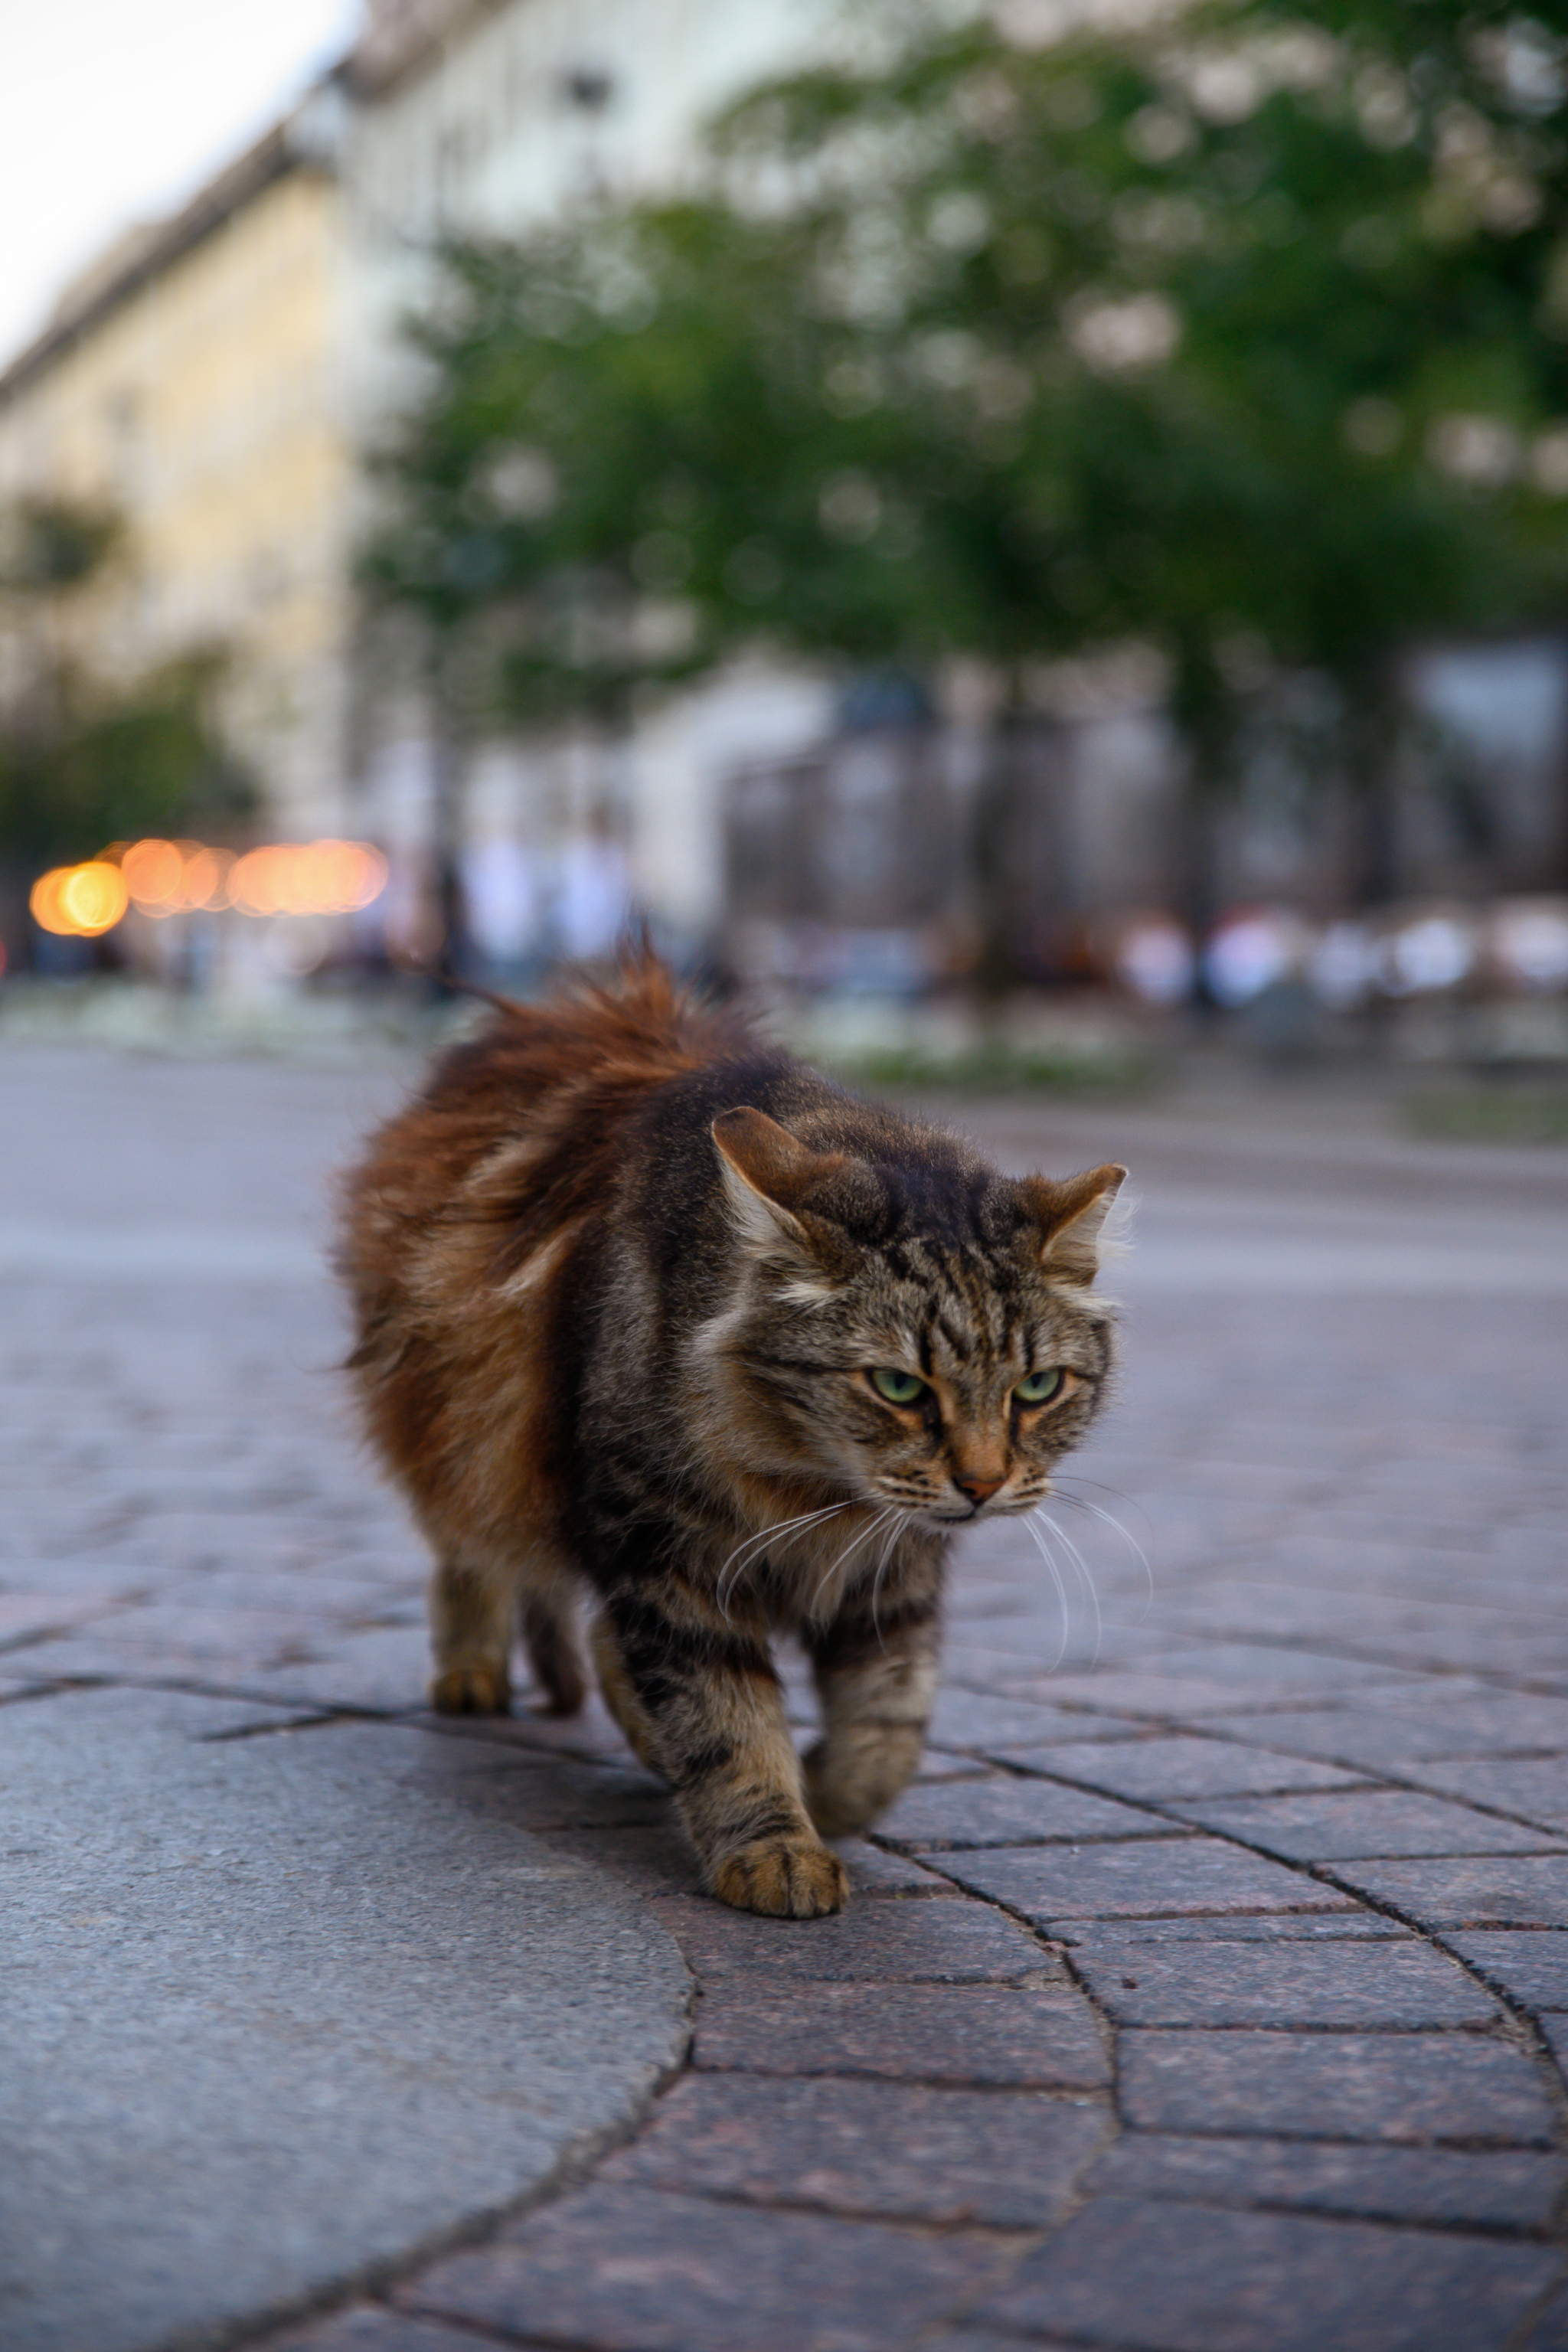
338,954,1125,1917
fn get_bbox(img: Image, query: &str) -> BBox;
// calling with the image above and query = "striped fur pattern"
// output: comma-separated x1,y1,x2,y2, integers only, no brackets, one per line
338,956,1125,1916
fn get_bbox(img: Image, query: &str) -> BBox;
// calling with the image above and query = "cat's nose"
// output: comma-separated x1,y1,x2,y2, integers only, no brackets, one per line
952,1469,1006,1506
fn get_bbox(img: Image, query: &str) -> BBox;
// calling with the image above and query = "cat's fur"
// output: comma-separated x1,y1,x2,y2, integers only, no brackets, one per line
338,956,1124,1916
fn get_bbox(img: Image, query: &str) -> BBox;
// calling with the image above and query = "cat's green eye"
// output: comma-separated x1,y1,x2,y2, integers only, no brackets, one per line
870,1366,928,1406
1014,1368,1064,1406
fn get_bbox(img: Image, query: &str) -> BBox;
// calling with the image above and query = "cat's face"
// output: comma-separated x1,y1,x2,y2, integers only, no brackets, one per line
709,1108,1122,1528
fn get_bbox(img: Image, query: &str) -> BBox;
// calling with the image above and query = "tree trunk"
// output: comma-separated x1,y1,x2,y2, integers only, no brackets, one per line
427,648,467,981
969,697,1030,1001
1345,678,1402,907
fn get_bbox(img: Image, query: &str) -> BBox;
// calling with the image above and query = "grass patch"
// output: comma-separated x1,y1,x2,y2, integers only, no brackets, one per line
1406,1085,1568,1145
818,1037,1158,1096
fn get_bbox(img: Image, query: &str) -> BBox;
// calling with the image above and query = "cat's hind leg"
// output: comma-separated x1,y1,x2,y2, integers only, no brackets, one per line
522,1586,586,1716
428,1557,514,1715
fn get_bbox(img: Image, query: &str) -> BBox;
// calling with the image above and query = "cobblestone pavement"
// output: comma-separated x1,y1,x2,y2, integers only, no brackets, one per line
5,1044,1568,2351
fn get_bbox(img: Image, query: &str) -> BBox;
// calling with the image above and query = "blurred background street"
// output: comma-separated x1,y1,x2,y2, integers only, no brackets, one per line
4,0,1568,1090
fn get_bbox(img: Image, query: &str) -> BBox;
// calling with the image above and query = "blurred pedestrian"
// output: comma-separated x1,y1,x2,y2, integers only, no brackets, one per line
554,809,633,964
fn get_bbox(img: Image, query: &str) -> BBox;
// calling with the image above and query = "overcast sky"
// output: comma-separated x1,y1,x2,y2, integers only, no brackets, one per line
2,0,362,368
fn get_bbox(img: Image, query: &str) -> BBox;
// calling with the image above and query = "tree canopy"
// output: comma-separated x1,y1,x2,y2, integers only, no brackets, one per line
0,499,253,873
368,0,1568,841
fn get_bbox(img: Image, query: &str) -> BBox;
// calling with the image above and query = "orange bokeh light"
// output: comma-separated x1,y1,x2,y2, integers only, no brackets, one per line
30,861,130,936
121,838,185,908
109,836,387,920
229,839,386,916
180,847,234,909
230,847,283,914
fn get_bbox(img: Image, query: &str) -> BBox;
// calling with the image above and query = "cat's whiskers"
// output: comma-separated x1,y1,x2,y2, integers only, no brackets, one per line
809,1505,898,1620
716,1500,854,1618
1050,1481,1155,1617
868,1510,910,1652
1033,1504,1103,1668
1022,1514,1072,1672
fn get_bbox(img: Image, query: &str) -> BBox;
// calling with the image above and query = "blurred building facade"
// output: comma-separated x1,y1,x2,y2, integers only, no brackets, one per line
0,98,354,840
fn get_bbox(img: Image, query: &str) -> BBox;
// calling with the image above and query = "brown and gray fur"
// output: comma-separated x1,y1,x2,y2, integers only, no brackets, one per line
338,956,1125,1917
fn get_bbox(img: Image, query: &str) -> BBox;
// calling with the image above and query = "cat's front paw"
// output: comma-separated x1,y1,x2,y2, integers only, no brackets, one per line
430,1662,512,1716
711,1836,849,1918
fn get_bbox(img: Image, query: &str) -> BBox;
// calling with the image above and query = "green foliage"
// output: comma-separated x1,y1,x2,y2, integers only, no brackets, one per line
0,497,122,593
0,652,255,868
818,1032,1156,1095
368,0,1568,771
0,495,253,867
1406,1082,1568,1142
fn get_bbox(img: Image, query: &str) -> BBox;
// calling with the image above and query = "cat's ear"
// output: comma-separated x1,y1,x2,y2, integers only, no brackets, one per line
1018,1163,1127,1285
710,1108,848,1255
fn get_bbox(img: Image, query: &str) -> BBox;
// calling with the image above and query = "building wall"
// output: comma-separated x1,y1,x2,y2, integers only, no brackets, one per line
0,132,354,839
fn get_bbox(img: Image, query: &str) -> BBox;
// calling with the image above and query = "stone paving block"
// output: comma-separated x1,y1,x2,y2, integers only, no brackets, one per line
1331,1855,1568,1929
403,1750,672,1834
599,2073,1109,2226
923,1835,1357,1925
172,1566,423,1618
400,2183,1014,2352
1119,2027,1557,2144
1083,2133,1568,2230
926,1685,1139,1752
1060,1915,1410,1942
1184,1697,1568,1770
0,1629,310,1685
1540,2014,1568,2075
1374,1628,1568,1679
243,1625,435,1713
1171,1788,1566,1859
0,1592,122,1645
1406,1756,1568,1834
1008,1668,1325,1717
995,1734,1367,1801
919,2335,1082,2352
0,1557,158,1600
1446,1931,1568,2012
15,1622,433,1712
1145,1642,1413,1694
534,1823,707,1897
832,1838,949,1890
266,2311,498,2352
922,2337,1083,2352
877,1775,1171,1848
974,2194,1559,2351
1066,1929,1498,2026
1521,2277,1568,2350
692,1981,1109,2088
0,1688,692,2352
422,1692,634,1764
650,1890,1053,1982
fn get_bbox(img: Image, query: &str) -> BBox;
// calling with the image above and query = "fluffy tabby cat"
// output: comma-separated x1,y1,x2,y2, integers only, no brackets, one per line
338,956,1125,1917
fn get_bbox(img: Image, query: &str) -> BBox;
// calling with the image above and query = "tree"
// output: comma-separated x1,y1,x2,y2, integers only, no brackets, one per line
368,0,1568,955
0,652,253,871
0,498,253,930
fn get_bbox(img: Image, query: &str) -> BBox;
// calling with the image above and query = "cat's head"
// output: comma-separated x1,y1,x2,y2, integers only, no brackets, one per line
706,1105,1125,1526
